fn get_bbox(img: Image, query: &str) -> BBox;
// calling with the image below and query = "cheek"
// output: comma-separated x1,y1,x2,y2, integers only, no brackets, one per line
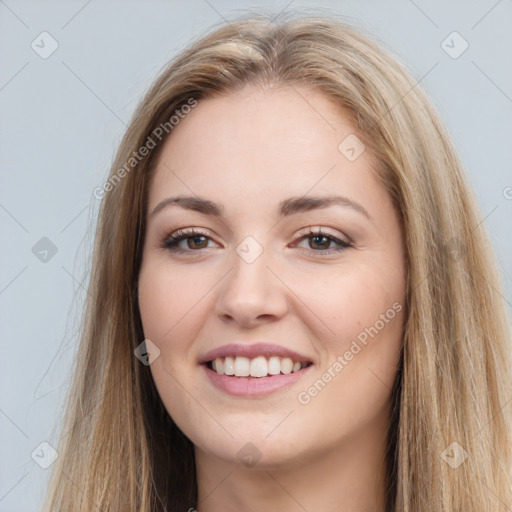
294,277,404,439
138,264,208,428
137,260,212,341
294,262,405,405
291,262,405,345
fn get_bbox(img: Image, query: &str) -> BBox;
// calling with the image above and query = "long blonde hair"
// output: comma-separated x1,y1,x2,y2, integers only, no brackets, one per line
43,11,512,511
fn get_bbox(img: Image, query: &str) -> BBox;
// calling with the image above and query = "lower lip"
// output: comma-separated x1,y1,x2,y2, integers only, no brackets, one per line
202,363,313,397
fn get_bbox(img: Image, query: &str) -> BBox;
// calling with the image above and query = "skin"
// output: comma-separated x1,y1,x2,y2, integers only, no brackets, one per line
137,83,407,512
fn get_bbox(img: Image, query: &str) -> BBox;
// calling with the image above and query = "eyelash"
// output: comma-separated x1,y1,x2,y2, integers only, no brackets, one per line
160,227,353,255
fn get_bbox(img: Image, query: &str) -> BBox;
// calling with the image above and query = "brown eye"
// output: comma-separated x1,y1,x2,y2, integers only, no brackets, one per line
308,234,332,250
187,235,208,249
294,228,353,255
162,229,216,253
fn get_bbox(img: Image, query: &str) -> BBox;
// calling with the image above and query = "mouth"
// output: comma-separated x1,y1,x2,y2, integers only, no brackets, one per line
204,355,314,378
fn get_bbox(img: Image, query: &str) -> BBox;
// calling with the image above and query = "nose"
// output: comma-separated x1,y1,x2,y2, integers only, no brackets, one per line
214,245,289,328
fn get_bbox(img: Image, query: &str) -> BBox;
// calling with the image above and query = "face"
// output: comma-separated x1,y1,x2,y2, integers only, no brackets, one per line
138,83,406,470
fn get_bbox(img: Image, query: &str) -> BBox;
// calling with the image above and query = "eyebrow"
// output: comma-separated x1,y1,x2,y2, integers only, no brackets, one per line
150,194,372,221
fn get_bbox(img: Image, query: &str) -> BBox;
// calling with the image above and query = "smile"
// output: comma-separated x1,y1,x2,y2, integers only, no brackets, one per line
208,355,313,378
202,358,314,397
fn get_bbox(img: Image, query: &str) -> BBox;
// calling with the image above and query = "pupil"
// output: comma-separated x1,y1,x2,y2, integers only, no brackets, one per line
311,235,329,249
189,236,207,249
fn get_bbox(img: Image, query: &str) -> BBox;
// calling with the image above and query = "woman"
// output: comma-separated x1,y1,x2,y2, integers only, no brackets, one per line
43,12,512,512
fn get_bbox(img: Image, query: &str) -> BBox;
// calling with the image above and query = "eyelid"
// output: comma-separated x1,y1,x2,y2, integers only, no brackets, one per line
295,225,351,243
169,227,215,239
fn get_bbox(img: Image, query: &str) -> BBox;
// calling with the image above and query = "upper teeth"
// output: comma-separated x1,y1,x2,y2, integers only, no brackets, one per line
211,356,308,377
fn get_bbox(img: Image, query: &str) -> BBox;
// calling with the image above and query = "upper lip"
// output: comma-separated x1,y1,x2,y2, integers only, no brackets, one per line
198,342,314,364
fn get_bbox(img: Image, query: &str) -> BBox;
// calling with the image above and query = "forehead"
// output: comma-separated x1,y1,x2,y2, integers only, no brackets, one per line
148,84,383,215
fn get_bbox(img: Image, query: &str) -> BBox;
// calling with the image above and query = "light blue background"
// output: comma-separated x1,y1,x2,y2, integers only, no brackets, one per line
1,1,511,510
